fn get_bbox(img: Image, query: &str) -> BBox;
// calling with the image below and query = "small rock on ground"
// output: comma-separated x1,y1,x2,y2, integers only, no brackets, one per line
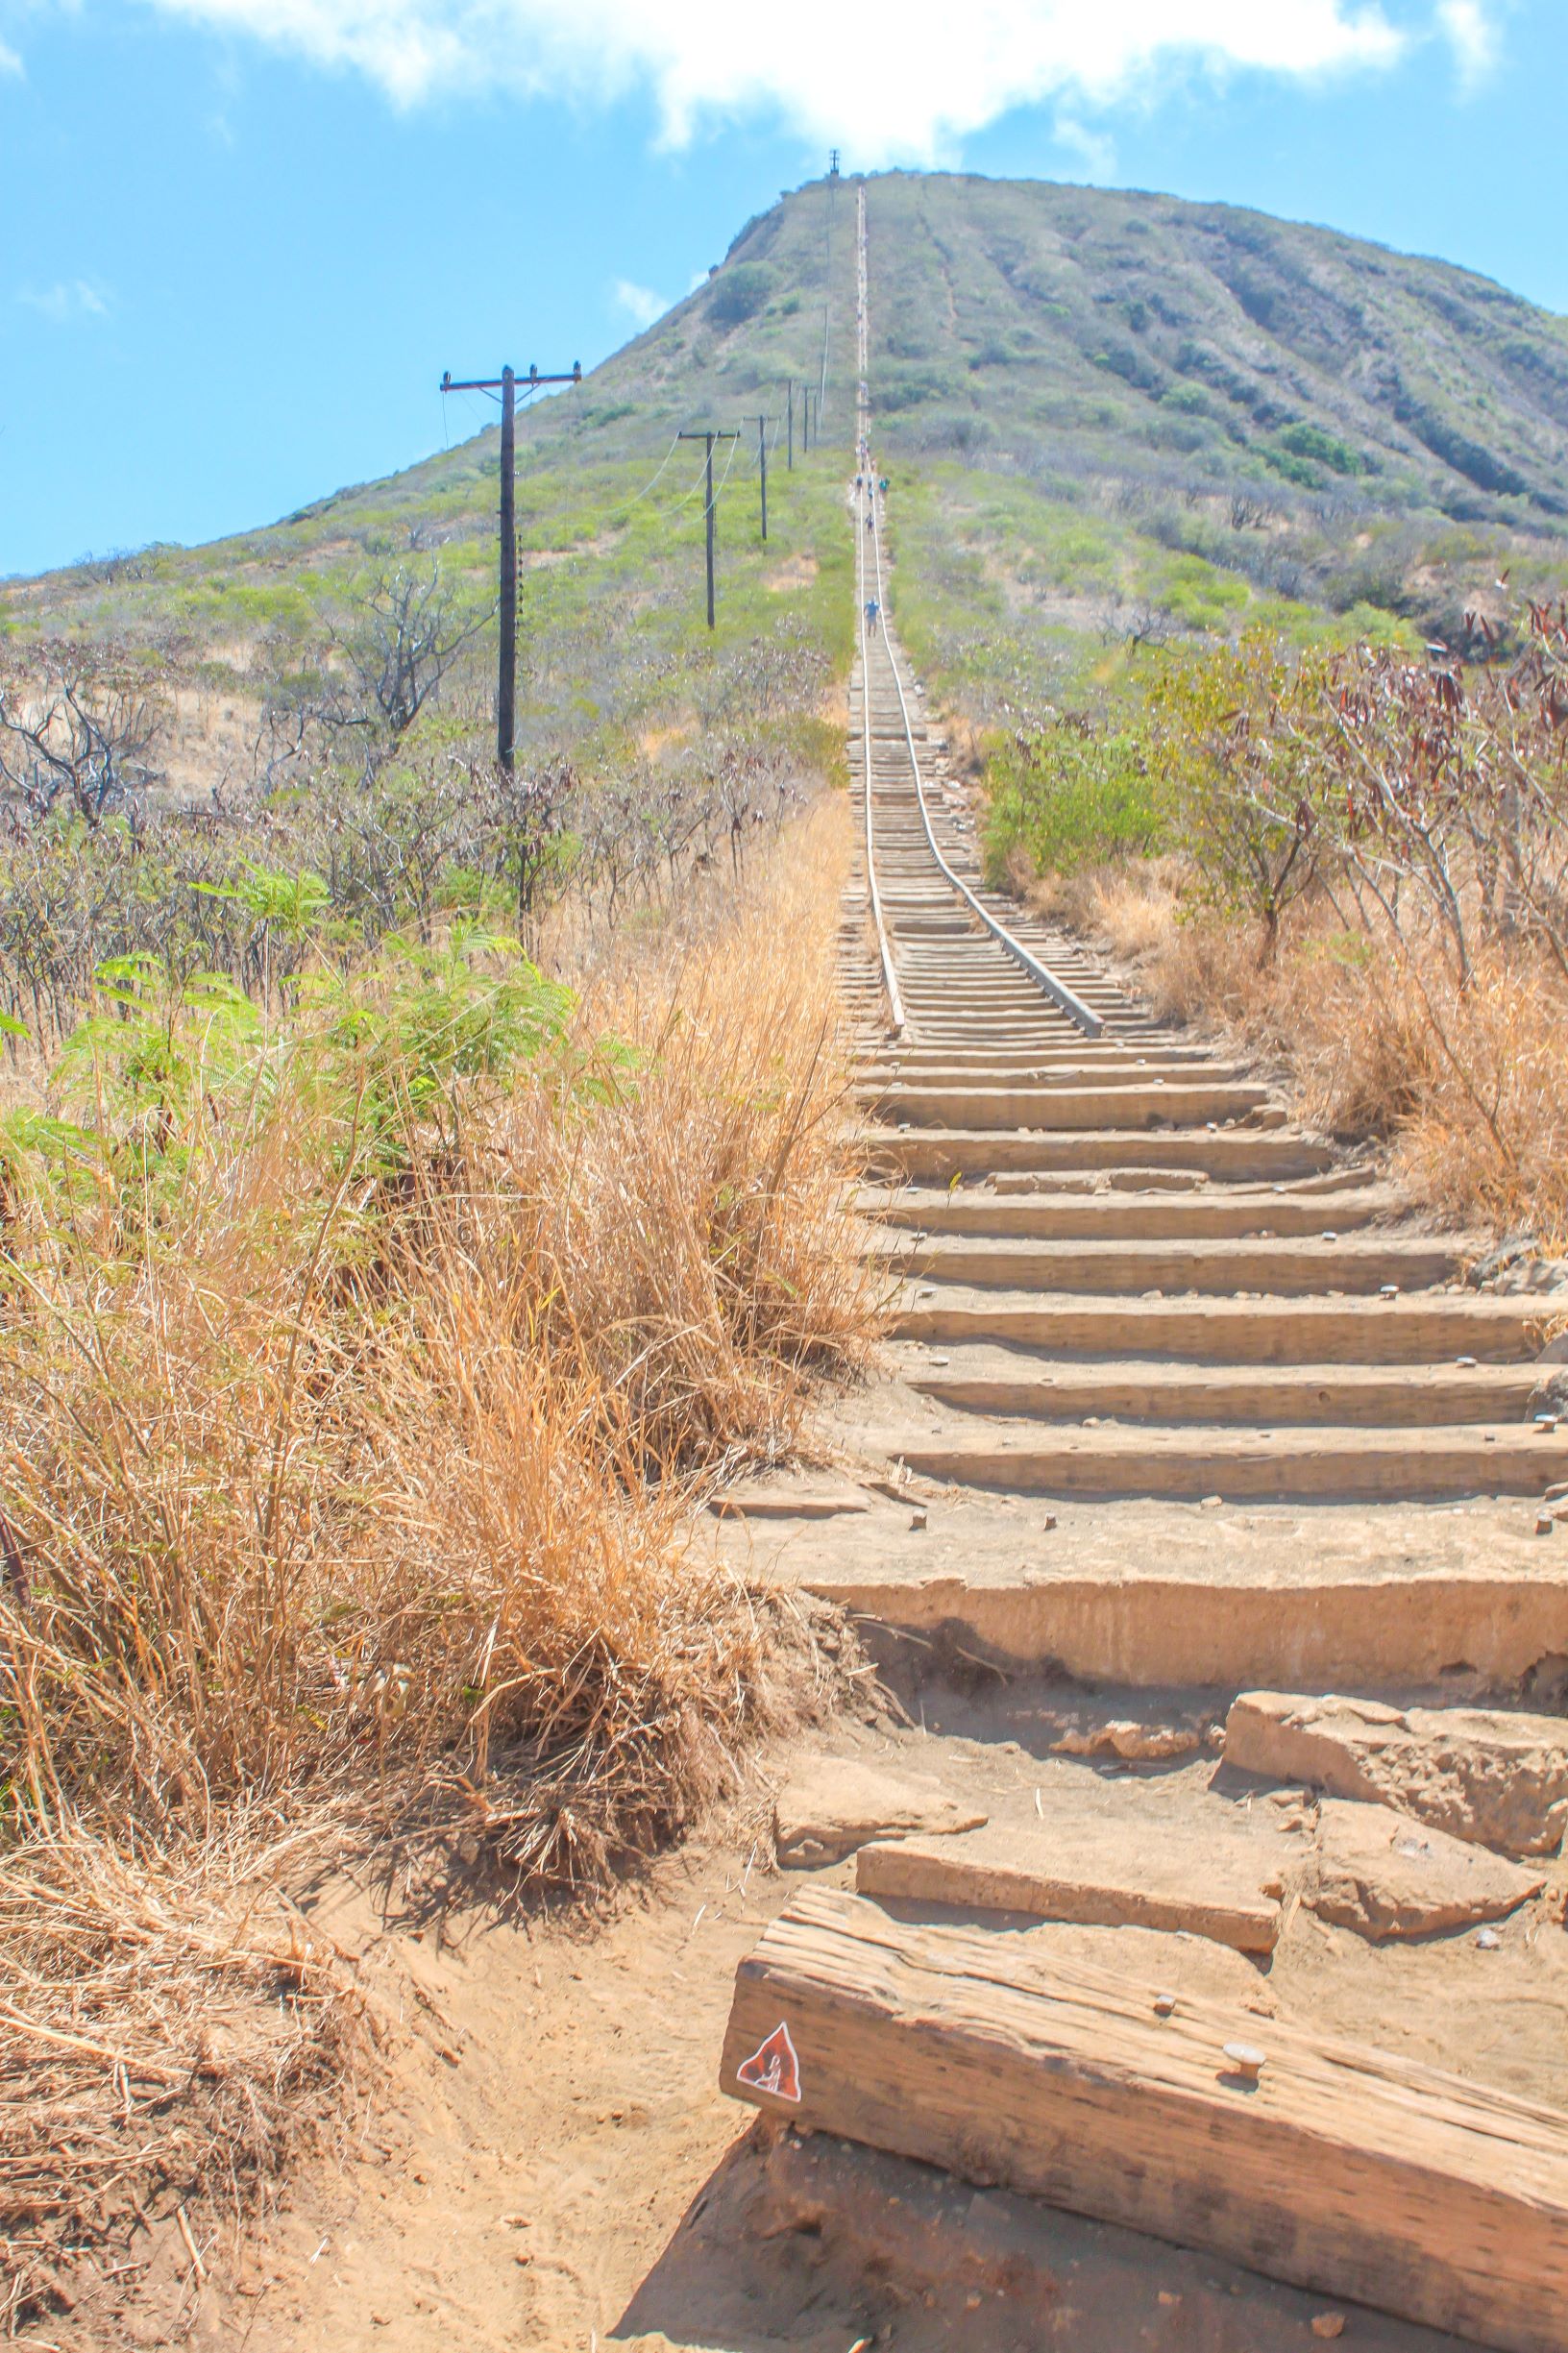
1311,1801,1545,1941
775,1756,988,1866
1225,1690,1568,1856
1054,1720,1204,1762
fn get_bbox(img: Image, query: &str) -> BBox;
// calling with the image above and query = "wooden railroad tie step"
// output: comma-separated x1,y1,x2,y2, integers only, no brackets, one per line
721,1885,1568,2353
894,1423,1568,1501
881,1236,1464,1296
894,1294,1545,1364
906,1359,1542,1428
863,1127,1337,1182
867,1186,1394,1239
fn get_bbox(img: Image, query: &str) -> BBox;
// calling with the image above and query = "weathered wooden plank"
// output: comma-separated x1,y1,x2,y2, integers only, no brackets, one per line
881,1235,1463,1296
892,1293,1541,1364
720,1887,1568,2352
894,1425,1568,1501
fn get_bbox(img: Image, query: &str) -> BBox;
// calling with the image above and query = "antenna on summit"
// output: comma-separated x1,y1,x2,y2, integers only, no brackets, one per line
829,150,840,177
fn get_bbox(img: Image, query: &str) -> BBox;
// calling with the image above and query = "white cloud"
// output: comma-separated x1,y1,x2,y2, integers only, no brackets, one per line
1436,0,1500,87
17,279,110,323
0,36,22,73
612,276,668,330
1053,112,1117,183
122,0,1423,158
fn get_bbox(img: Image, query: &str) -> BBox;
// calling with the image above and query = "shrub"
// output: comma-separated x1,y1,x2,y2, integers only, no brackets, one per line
1148,630,1339,958
706,263,772,327
1155,553,1251,632
985,719,1167,881
1277,421,1368,477
1262,446,1324,490
1104,605,1568,1236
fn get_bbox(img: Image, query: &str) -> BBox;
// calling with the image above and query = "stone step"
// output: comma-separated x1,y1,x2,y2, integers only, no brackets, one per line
860,1030,1206,1054
858,1060,1252,1093
860,1063,1202,1090
984,1162,1377,1198
855,1819,1285,1952
870,1086,1273,1132
795,1538,1568,1687
1223,1690,1568,1856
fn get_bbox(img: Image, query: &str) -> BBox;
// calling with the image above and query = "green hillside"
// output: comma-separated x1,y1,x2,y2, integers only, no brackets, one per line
7,169,1568,748
852,176,1568,720
863,174,1568,516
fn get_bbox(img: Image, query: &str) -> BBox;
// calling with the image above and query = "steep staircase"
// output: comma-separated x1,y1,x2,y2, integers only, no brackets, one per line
706,184,1568,2352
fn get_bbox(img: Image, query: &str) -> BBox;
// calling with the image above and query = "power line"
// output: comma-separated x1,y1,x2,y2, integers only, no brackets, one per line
662,447,723,516
707,424,744,512
617,429,687,513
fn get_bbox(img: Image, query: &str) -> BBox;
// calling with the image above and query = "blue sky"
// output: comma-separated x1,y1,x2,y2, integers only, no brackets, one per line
3,0,1564,578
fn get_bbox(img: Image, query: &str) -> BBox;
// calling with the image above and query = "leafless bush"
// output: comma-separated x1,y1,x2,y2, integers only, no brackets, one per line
0,640,174,831
0,727,821,1045
319,561,489,747
1097,596,1170,652
1103,606,1568,1238
1323,601,1568,984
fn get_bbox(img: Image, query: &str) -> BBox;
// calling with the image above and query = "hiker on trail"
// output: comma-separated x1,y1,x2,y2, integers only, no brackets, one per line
865,598,879,623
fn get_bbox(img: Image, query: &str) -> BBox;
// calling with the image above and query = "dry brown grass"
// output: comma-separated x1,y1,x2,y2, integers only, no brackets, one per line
1059,860,1568,1248
0,1823,366,2324
0,797,871,2313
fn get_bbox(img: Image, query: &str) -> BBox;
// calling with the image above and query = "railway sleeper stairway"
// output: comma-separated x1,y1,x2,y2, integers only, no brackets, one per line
702,447,1568,2352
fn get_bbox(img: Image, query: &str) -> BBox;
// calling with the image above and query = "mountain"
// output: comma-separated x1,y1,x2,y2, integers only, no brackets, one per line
849,177,1568,716
7,171,1567,738
860,173,1568,522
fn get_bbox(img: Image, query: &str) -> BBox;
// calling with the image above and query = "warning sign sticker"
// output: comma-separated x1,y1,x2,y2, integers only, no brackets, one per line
735,2020,802,2103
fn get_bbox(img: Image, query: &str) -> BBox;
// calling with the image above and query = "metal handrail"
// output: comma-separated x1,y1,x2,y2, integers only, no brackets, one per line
863,493,1104,1042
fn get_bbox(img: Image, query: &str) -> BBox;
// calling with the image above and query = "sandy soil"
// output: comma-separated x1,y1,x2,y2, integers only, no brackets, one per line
89,1676,1564,2353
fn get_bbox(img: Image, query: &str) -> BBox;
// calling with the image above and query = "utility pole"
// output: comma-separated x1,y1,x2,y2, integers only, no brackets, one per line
821,168,834,414
438,359,581,771
756,415,772,543
787,380,794,472
677,429,740,627
802,387,816,452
